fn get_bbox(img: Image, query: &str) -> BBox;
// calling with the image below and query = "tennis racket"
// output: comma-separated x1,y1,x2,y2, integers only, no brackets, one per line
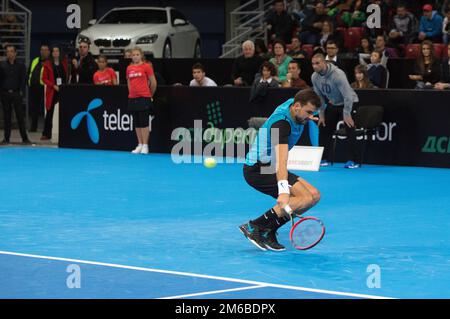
285,205,325,250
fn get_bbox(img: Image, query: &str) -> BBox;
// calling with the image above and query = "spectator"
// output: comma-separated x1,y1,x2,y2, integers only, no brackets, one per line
254,39,271,60
127,47,157,155
325,40,345,69
351,64,377,89
300,2,328,45
443,7,450,44
363,50,388,88
265,0,295,44
340,0,367,28
311,53,360,169
269,40,293,82
434,42,450,89
70,40,98,84
409,40,441,89
231,40,263,86
0,45,30,145
375,35,399,58
190,63,217,87
355,36,374,55
388,3,419,46
287,36,308,58
124,49,132,59
41,46,68,141
93,55,118,85
250,61,280,102
282,60,309,89
27,44,50,132
318,19,344,50
418,4,443,43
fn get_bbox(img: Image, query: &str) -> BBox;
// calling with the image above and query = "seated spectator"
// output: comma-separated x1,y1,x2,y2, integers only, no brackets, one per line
418,4,443,43
282,60,309,89
269,40,293,82
434,43,450,90
443,7,450,44
93,55,118,85
286,0,302,19
313,45,326,56
351,64,377,89
231,40,263,86
389,3,418,46
300,2,328,45
190,63,217,87
250,61,280,102
409,40,441,89
287,36,308,58
355,36,374,55
362,50,388,88
375,35,399,58
265,0,295,44
254,39,271,60
318,19,344,50
325,40,345,69
340,0,367,28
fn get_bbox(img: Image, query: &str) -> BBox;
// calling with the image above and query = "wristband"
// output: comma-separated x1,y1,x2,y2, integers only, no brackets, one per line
277,180,290,195
284,204,293,215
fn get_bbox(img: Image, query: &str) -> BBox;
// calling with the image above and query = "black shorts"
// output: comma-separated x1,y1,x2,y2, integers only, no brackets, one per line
128,97,155,114
131,109,150,128
243,163,300,199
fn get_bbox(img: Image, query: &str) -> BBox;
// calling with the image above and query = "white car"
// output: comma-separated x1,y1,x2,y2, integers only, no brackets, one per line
76,7,201,58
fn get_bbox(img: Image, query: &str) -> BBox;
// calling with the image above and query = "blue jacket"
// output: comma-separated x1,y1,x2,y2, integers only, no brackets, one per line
419,11,443,38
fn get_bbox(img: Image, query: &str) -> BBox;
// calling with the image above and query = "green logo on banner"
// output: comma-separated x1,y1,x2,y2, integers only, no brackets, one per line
206,101,222,126
422,136,450,154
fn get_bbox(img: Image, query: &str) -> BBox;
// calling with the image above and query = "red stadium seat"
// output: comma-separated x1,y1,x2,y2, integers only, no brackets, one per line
433,43,445,59
335,27,347,41
405,44,421,59
301,44,314,58
344,27,364,51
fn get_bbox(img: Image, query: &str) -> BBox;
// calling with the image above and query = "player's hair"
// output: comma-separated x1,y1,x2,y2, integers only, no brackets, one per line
192,63,205,72
294,89,321,109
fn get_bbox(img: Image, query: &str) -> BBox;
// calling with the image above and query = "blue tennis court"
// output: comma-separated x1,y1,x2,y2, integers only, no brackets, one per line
1,147,449,299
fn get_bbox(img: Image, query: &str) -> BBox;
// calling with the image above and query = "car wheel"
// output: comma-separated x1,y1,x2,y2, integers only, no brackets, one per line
163,40,172,59
194,41,201,58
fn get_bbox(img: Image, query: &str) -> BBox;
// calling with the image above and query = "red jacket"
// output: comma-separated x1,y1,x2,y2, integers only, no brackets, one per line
42,59,68,110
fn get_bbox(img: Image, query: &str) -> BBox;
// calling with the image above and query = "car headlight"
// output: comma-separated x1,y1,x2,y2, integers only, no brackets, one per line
136,35,158,44
77,34,91,45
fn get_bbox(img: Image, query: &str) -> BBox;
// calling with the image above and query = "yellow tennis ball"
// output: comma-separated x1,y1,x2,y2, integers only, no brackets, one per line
203,157,217,168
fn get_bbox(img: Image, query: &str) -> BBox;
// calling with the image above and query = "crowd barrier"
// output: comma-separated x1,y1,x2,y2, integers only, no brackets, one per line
59,85,450,168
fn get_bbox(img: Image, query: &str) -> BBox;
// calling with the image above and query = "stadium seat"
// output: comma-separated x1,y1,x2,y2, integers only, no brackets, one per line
433,43,445,59
335,27,347,41
301,44,314,58
344,27,364,52
405,44,421,59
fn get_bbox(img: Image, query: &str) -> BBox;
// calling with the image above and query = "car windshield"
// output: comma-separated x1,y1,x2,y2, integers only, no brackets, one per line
99,9,167,24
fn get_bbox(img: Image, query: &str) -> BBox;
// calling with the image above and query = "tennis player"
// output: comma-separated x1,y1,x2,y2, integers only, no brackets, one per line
239,89,322,251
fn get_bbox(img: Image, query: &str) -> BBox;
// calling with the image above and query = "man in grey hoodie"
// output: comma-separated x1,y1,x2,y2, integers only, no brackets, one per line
311,53,360,169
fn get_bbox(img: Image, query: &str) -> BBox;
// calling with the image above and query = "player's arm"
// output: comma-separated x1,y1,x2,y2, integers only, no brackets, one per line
272,120,292,215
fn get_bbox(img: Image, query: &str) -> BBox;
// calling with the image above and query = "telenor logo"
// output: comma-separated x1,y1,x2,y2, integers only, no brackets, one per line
71,98,103,144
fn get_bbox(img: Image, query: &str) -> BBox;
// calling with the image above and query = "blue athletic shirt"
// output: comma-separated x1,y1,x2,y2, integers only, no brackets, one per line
245,98,305,166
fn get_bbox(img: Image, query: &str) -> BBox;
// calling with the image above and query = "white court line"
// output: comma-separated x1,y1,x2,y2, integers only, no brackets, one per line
159,285,266,299
0,250,393,299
